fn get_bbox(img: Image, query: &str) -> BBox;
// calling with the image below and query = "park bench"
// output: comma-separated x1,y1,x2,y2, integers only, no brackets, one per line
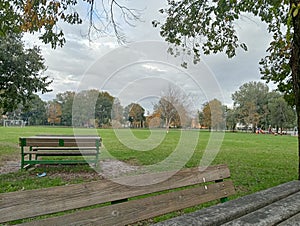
20,135,101,169
155,180,300,225
0,164,235,225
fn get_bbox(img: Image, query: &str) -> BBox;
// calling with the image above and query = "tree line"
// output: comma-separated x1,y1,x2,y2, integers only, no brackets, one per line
1,82,296,133
199,82,296,133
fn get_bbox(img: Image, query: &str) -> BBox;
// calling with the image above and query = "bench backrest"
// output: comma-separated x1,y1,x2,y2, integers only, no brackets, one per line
0,164,235,225
19,136,101,148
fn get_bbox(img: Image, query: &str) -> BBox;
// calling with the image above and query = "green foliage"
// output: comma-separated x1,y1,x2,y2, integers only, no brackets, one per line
1,0,84,48
232,82,270,130
124,103,145,128
6,94,48,125
96,91,114,127
156,1,298,104
230,82,296,131
268,92,296,131
56,91,75,126
72,89,116,127
0,33,52,113
0,1,141,48
201,98,226,130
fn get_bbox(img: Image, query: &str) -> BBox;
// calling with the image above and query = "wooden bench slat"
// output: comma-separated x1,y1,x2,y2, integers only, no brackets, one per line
23,142,99,147
277,212,300,226
20,137,101,147
223,190,300,226
23,151,98,156
31,147,97,150
153,180,300,226
17,181,235,226
22,137,101,142
0,165,230,223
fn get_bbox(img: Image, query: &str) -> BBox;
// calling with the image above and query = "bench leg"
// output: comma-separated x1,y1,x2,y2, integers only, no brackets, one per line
95,140,100,168
21,146,24,169
215,179,229,203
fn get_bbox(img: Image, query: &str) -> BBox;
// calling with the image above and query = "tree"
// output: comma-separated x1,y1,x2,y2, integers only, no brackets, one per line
56,91,75,126
198,110,204,128
0,33,51,113
0,1,140,48
72,89,114,128
124,103,145,128
95,91,114,127
154,85,191,130
111,98,124,127
232,82,270,133
268,92,296,133
155,0,300,178
201,99,225,131
146,111,162,128
47,101,62,125
226,107,238,132
20,94,47,125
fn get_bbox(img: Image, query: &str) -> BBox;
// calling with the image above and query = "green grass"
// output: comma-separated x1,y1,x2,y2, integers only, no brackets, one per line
0,126,298,198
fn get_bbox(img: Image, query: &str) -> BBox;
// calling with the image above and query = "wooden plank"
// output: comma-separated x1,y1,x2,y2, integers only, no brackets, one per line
114,164,230,186
154,180,300,226
0,165,230,223
32,147,97,151
277,212,300,226
22,142,99,147
223,190,300,226
22,160,95,165
21,136,101,141
18,181,235,226
24,151,97,156
19,137,101,147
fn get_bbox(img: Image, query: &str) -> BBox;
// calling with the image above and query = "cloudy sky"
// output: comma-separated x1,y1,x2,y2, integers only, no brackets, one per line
24,0,274,112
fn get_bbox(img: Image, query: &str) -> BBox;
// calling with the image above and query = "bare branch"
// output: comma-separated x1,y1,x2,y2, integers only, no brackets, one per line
86,0,143,44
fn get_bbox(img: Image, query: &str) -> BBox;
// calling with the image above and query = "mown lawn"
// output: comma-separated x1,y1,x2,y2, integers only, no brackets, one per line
0,126,298,198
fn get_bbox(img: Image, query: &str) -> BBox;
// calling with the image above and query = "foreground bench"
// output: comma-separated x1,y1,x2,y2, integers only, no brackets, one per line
20,135,101,169
155,180,300,226
0,164,235,225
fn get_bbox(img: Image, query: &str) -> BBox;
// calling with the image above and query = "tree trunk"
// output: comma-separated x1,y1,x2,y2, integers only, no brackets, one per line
290,2,300,180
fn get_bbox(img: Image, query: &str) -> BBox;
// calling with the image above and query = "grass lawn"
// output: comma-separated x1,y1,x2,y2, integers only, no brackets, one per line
0,126,298,198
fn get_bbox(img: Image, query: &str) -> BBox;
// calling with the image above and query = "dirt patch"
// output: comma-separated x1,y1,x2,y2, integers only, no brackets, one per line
0,160,20,175
99,159,141,179
0,159,141,179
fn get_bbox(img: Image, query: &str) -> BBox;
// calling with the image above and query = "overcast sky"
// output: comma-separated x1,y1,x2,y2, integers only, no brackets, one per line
24,0,274,112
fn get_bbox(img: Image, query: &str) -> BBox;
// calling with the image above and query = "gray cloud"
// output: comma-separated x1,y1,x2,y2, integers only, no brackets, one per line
24,1,274,110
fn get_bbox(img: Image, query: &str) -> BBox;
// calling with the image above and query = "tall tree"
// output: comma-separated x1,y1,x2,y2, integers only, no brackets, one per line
232,82,269,132
156,0,300,178
96,91,114,127
202,99,225,131
226,107,238,132
56,91,75,126
47,101,62,125
268,92,296,133
124,103,145,128
111,98,124,127
20,94,47,125
72,89,99,127
0,33,51,113
154,85,191,130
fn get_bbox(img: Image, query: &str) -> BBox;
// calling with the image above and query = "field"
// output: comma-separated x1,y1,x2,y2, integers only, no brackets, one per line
0,126,298,199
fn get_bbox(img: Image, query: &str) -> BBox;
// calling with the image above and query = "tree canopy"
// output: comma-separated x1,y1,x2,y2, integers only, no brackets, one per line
0,0,140,48
0,33,51,113
156,1,299,104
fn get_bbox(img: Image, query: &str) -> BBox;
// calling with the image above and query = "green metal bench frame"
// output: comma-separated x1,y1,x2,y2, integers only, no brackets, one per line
20,135,101,169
